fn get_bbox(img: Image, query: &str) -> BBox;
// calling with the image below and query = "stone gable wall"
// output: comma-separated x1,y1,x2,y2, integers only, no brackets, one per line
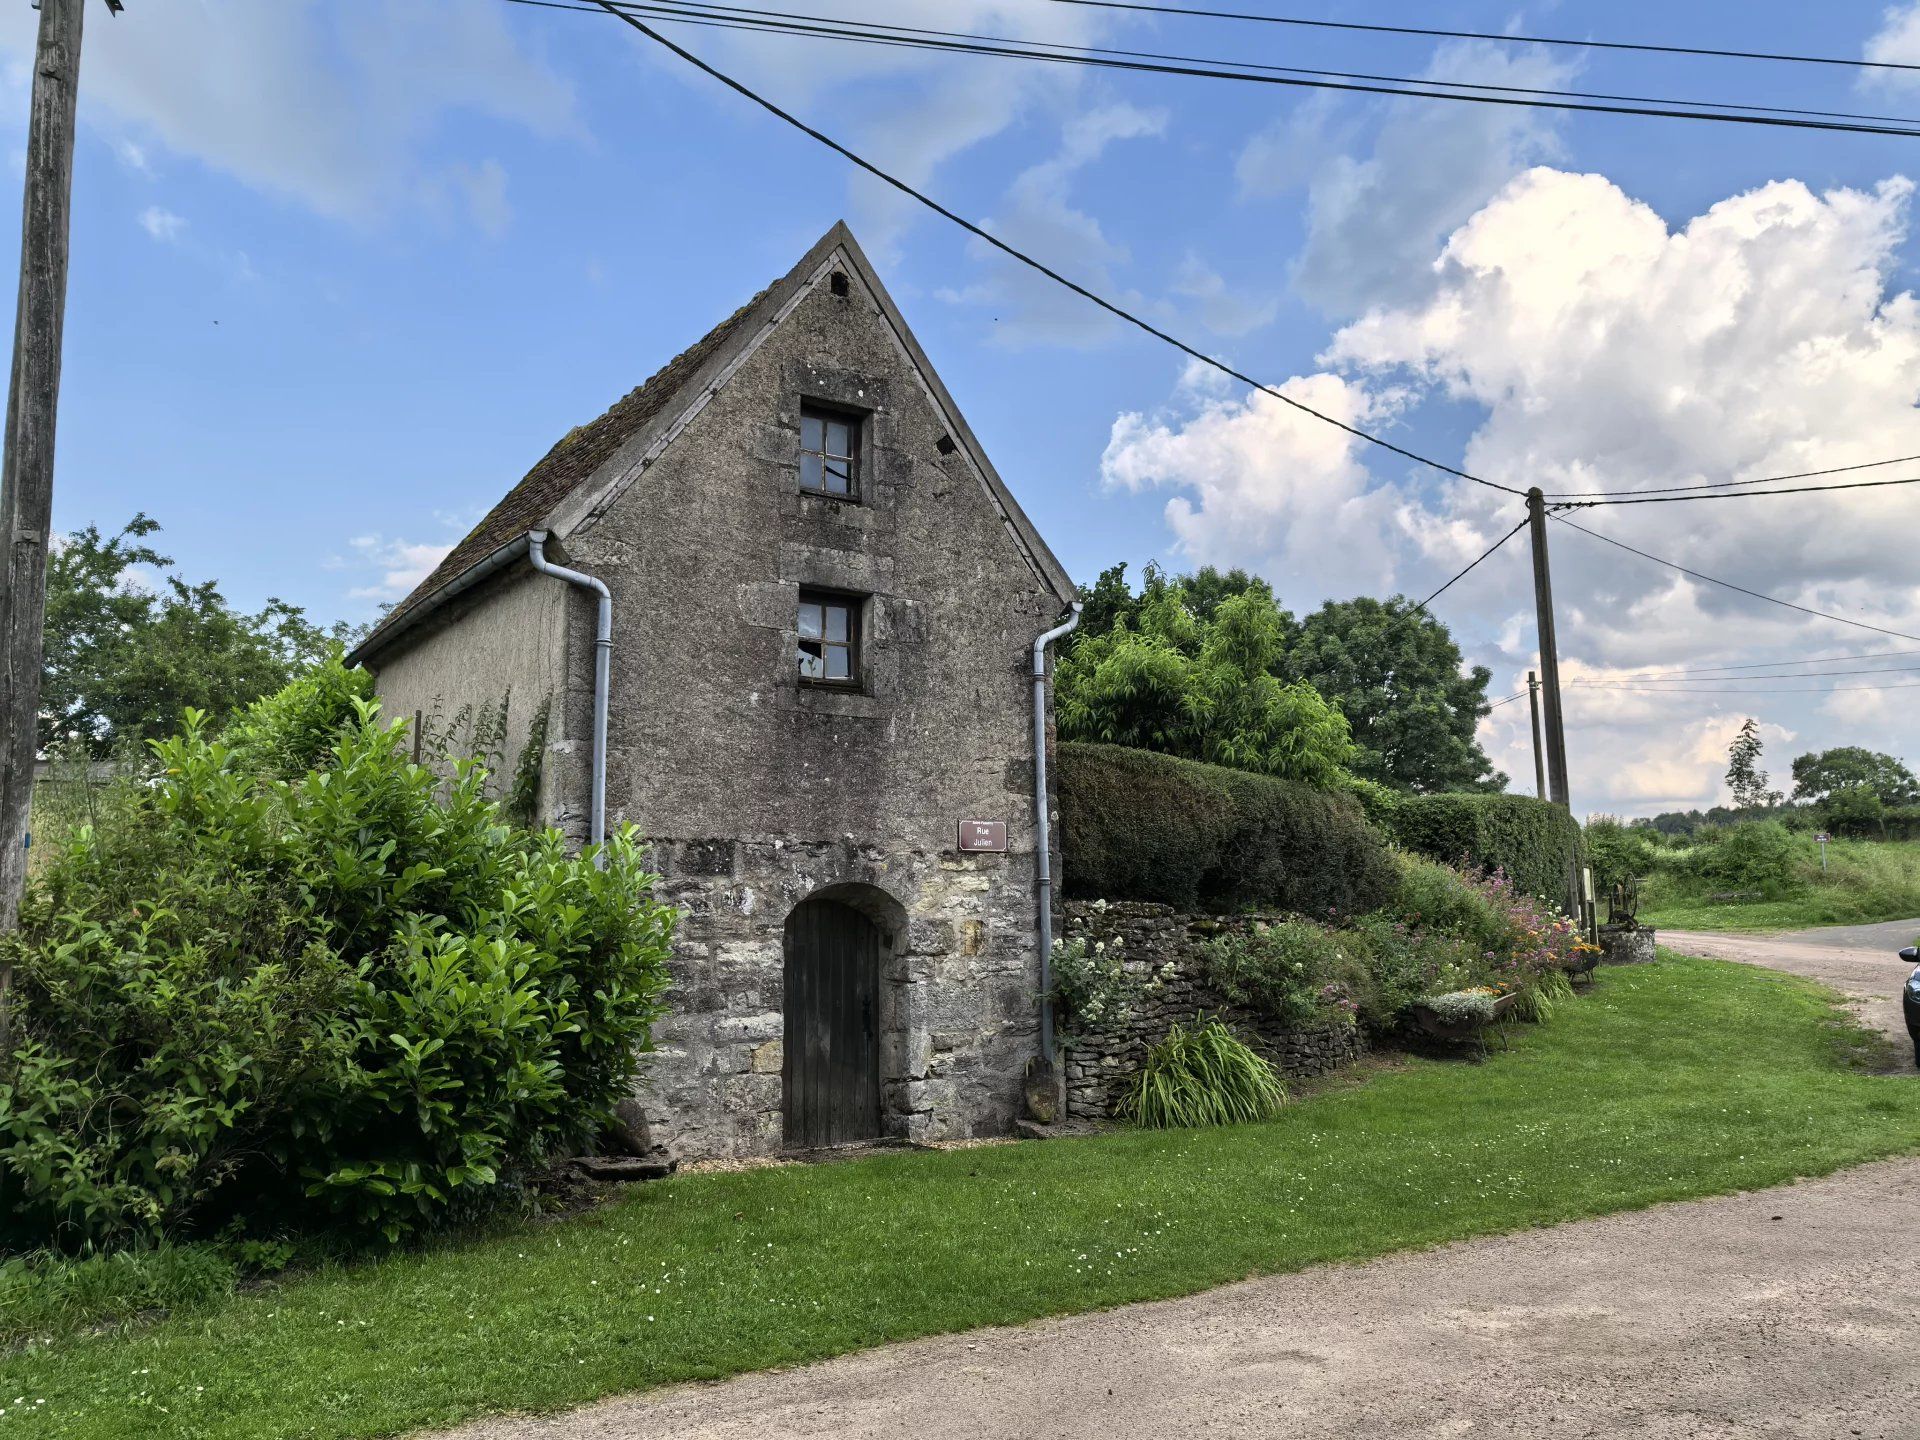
1060,900,1364,1120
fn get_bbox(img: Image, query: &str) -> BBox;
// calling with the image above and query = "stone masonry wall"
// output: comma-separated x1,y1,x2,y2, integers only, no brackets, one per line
1060,900,1364,1120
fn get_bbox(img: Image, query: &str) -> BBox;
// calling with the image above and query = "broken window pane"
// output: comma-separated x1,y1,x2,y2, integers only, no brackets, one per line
798,638,825,678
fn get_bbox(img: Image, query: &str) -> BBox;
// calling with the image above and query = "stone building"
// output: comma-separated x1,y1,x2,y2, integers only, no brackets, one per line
349,223,1078,1161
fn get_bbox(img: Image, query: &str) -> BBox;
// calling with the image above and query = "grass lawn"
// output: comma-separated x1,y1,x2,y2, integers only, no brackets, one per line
7,953,1920,1440
1640,837,1920,934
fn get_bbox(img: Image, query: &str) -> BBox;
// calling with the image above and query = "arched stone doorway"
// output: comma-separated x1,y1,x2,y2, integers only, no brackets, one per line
782,884,903,1149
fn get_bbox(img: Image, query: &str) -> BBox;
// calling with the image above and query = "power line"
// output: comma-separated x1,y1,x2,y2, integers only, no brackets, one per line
1550,513,1920,644
1027,0,1920,75
1484,689,1529,711
1560,474,1920,506
1418,516,1529,610
1569,680,1920,695
1542,452,1920,500
510,0,1920,139
555,0,1533,497
517,0,1920,131
1600,645,1920,681
1579,662,1920,683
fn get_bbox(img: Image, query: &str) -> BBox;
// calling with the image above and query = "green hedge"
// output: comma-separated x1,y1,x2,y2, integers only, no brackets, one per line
1057,743,1399,916
1387,792,1584,905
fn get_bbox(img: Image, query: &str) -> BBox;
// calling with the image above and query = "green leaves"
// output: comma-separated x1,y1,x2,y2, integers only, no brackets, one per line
1123,1020,1285,1129
3,682,677,1252
1057,584,1358,790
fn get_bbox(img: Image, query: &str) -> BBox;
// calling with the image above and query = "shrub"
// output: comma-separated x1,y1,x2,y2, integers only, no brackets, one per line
1374,859,1589,1024
1051,929,1167,1036
1584,815,1657,894
1123,1020,1284,1128
1,696,676,1252
221,651,373,778
1682,820,1801,896
1387,792,1584,906
1199,920,1361,1030
1389,853,1510,953
1057,743,1399,915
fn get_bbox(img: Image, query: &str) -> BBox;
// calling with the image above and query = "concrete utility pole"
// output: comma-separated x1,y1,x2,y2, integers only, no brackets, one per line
1524,488,1571,810
0,0,102,1056
1526,669,1546,801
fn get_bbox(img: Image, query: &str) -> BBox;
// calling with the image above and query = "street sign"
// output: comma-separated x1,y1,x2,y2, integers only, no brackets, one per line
1814,832,1831,844
1815,832,1831,874
957,819,1007,853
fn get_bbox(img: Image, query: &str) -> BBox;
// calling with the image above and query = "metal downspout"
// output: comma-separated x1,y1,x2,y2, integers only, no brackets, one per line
528,531,611,862
1031,601,1082,1066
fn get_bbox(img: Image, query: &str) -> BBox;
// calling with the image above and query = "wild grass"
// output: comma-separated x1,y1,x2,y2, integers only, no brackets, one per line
1641,837,1920,932
0,1249,237,1349
5,954,1919,1440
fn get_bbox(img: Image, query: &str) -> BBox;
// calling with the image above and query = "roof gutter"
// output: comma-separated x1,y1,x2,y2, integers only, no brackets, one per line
1031,601,1082,1071
528,530,611,861
346,534,532,670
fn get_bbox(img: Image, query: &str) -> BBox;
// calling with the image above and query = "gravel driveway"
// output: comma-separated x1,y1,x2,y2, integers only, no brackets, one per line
431,1155,1920,1439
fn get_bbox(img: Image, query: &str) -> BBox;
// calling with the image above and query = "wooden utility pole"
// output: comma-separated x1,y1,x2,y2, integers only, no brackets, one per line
0,0,95,1057
1524,488,1570,810
1526,669,1546,800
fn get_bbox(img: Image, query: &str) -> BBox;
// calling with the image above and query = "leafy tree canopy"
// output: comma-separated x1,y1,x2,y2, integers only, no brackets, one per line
41,514,364,754
1282,595,1503,794
1066,566,1501,794
1789,746,1919,808
1724,717,1783,811
1056,581,1356,790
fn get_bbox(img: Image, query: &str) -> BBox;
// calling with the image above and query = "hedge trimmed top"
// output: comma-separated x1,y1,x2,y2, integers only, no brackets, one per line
1057,743,1398,916
1057,743,1581,915
1386,793,1585,907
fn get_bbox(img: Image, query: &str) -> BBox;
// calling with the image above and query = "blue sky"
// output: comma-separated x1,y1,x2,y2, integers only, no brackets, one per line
7,0,1920,815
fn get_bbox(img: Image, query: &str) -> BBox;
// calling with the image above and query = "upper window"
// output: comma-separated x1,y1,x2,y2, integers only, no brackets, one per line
797,591,858,686
800,404,859,500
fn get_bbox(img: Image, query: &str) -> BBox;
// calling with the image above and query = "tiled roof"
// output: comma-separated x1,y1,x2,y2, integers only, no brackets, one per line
357,284,769,654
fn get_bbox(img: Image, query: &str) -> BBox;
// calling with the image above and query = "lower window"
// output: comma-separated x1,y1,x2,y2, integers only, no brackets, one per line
797,590,859,685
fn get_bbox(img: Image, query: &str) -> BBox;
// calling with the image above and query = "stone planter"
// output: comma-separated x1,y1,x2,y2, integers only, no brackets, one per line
1600,926,1657,966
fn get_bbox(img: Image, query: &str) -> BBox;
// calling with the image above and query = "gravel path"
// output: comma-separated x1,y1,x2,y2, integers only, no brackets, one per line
1660,917,1919,1061
429,1156,1920,1439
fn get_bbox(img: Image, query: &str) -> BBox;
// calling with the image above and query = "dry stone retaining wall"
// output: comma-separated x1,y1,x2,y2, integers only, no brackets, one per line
1059,899,1364,1120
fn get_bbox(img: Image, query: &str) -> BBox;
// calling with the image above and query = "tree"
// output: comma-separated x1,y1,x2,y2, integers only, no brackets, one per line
40,514,362,753
1724,717,1783,810
1056,584,1357,790
1789,746,1919,808
1823,784,1886,837
1281,596,1502,793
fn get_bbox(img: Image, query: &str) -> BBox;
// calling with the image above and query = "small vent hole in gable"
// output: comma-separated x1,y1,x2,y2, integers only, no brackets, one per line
936,434,957,456
829,271,850,297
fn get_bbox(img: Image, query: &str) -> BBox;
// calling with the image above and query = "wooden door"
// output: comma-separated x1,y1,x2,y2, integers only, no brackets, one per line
783,896,882,1149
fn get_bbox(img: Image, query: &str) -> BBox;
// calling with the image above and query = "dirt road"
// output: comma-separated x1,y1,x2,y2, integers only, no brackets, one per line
432,1154,1920,1439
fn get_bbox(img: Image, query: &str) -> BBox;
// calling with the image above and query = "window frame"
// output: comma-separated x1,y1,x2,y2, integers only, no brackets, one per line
798,401,862,503
796,588,862,689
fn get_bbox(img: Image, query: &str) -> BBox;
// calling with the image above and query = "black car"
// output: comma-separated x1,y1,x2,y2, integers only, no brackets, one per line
1904,945,1920,1067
